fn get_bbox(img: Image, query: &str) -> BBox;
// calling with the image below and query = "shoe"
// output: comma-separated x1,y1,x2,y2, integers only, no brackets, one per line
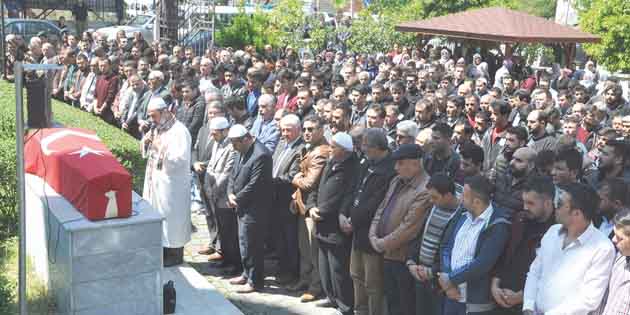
276,274,297,285
236,283,257,294
315,298,335,308
197,246,216,255
286,281,308,292
207,252,224,261
229,276,247,285
300,292,318,303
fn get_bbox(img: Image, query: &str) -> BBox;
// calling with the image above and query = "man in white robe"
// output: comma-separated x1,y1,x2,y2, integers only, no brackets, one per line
142,97,192,267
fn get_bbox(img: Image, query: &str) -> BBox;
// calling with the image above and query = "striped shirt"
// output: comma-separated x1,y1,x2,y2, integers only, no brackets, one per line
598,253,630,315
418,204,458,267
451,204,494,270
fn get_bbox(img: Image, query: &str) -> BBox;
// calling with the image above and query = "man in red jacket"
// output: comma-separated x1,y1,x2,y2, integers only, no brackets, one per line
93,58,119,124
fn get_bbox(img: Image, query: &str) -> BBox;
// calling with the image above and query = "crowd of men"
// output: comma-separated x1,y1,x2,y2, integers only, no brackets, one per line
4,25,630,315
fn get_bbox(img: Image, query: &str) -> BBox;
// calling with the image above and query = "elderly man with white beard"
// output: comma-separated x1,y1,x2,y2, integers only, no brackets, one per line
142,97,193,267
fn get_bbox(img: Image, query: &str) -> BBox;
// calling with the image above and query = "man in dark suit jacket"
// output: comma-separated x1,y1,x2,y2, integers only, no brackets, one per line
271,114,306,285
121,75,151,139
307,132,360,315
227,124,273,293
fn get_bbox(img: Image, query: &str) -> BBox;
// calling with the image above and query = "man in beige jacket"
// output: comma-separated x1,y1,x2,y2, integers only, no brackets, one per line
369,144,433,315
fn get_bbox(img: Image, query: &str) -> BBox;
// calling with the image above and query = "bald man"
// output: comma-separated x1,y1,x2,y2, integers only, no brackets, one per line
494,147,538,215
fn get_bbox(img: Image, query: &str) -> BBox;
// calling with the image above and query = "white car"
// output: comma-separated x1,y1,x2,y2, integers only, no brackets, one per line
95,14,154,43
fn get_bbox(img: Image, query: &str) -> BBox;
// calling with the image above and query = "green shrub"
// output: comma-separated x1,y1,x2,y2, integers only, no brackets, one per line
0,137,17,241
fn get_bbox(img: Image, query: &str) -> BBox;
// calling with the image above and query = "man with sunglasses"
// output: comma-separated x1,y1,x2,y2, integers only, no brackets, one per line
289,116,330,300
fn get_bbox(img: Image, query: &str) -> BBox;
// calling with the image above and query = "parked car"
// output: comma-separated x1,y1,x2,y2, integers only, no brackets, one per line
95,14,154,43
64,20,117,36
4,18,63,44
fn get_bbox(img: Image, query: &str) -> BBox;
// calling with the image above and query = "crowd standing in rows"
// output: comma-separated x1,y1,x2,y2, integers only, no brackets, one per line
4,24,630,315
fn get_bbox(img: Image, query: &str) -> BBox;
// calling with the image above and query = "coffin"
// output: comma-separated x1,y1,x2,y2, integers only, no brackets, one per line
25,128,132,220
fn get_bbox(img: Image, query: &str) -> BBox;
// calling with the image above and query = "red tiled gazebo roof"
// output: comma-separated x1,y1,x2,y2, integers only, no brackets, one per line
395,7,600,44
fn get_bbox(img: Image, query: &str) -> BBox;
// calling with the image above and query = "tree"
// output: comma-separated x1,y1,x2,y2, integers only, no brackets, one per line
267,0,329,51
579,0,630,72
214,10,274,51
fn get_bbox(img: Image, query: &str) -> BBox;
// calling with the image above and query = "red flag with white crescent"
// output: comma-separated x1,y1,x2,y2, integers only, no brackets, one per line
24,128,132,221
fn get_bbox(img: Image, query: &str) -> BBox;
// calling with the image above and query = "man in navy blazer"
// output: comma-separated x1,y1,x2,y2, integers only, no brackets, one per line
227,124,273,293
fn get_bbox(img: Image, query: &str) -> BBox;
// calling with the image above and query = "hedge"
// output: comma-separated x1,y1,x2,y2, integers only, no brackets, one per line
0,79,146,313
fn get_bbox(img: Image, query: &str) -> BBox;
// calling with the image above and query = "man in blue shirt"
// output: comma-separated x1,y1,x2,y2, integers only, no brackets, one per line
250,94,280,153
438,175,511,315
246,70,264,115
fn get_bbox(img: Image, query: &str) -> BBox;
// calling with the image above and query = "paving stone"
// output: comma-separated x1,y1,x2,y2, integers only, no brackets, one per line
184,212,340,315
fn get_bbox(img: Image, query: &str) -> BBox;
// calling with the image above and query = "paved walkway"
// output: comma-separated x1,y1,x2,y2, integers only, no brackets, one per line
184,211,340,315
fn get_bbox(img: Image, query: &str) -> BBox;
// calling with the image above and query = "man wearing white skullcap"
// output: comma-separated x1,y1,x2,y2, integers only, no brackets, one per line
308,131,360,315
142,95,193,267
198,116,241,272
192,103,228,261
332,132,354,152
226,124,274,293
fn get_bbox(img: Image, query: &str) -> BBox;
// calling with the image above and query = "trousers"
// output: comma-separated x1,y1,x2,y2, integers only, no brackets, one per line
349,248,384,315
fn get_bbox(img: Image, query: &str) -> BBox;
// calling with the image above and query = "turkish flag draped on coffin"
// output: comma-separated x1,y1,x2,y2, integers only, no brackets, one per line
24,128,132,220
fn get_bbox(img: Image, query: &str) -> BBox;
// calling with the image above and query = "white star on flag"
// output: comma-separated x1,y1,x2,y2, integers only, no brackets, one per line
69,146,105,158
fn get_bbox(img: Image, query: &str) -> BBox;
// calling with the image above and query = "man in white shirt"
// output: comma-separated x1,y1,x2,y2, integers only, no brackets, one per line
523,182,615,315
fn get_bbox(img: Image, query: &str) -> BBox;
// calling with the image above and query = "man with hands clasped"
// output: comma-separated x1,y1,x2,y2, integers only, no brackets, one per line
406,173,460,315
368,144,433,315
347,129,396,315
491,176,556,314
437,175,511,315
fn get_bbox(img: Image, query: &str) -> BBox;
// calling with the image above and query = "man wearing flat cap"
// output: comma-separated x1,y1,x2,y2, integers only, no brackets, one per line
226,124,273,293
307,132,360,315
369,144,433,315
142,97,192,267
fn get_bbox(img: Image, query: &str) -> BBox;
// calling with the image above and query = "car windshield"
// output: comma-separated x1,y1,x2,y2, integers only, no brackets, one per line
127,15,152,26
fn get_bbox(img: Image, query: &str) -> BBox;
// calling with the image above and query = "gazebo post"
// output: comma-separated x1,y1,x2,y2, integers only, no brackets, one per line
505,43,513,59
562,43,576,67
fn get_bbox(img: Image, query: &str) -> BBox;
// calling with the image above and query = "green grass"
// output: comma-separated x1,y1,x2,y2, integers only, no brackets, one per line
0,238,54,315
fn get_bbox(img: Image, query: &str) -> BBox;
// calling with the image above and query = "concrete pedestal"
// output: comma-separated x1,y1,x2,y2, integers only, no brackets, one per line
25,174,164,315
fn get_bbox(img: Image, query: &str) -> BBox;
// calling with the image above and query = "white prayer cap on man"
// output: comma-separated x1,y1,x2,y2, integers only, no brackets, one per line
332,132,353,152
209,117,230,130
227,124,250,139
147,97,167,111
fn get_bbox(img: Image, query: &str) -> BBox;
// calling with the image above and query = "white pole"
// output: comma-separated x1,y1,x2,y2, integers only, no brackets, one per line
153,1,160,41
15,61,27,315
